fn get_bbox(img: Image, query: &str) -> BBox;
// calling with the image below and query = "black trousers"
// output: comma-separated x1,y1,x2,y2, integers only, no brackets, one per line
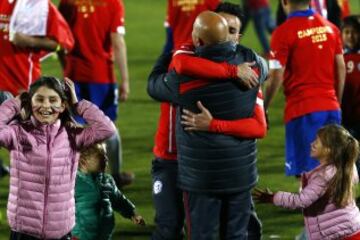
151,158,185,240
10,231,71,240
184,190,254,240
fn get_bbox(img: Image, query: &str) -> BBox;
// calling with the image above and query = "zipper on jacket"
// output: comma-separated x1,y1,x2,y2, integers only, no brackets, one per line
42,126,51,238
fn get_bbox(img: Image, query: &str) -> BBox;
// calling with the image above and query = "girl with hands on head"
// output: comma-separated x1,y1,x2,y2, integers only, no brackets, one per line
0,76,116,240
63,77,78,105
253,125,360,240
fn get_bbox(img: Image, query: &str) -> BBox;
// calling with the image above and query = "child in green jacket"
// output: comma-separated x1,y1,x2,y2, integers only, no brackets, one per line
72,143,145,240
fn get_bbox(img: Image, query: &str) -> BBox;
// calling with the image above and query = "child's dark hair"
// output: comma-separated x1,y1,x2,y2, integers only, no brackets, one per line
215,2,243,28
79,143,108,172
317,124,359,208
20,76,75,125
341,16,360,32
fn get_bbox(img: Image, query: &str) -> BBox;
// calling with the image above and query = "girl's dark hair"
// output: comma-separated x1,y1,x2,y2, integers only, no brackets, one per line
20,76,75,125
317,124,359,208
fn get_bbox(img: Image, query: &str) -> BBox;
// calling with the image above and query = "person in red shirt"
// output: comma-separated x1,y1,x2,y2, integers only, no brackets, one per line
277,0,351,27
59,0,133,187
0,0,74,97
163,0,221,53
340,16,360,175
341,16,360,135
264,0,345,177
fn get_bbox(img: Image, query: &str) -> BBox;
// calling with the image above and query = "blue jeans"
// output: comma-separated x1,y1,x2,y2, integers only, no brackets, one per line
242,5,275,54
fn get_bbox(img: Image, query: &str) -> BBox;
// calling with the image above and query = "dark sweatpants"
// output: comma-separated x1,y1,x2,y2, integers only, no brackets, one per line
151,158,185,240
183,190,253,240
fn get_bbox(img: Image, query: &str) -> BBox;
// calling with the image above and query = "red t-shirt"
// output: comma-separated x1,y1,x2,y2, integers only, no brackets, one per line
59,0,125,84
165,0,220,50
269,11,342,123
342,52,360,126
0,1,73,96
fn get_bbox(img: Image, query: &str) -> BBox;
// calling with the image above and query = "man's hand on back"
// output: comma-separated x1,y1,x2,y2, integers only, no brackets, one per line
236,62,259,89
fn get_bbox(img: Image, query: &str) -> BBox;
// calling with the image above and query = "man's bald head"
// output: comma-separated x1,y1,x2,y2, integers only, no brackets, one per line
192,11,229,47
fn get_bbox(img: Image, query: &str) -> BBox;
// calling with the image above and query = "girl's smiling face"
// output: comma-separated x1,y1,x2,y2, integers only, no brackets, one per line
31,86,65,124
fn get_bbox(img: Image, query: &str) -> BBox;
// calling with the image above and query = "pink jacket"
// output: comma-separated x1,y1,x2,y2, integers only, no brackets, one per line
274,165,360,240
0,98,116,239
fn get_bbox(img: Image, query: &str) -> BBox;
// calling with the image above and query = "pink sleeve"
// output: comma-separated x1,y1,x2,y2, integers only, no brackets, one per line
46,2,74,51
208,92,267,138
110,0,125,33
273,171,329,209
73,100,116,148
0,98,20,149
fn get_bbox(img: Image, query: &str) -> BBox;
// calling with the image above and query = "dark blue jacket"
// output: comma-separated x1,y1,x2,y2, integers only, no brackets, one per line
148,42,268,193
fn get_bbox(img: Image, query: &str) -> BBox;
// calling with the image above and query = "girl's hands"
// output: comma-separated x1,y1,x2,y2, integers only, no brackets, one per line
131,214,146,226
252,187,274,204
181,101,213,131
64,78,78,105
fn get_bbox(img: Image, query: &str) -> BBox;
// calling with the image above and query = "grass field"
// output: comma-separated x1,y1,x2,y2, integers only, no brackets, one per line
0,0,359,239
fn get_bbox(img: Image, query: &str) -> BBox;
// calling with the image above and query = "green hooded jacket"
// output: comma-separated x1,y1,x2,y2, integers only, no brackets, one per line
72,172,136,240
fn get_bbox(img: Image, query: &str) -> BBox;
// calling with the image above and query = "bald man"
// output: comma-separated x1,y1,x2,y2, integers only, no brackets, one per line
167,4,264,240
148,11,268,240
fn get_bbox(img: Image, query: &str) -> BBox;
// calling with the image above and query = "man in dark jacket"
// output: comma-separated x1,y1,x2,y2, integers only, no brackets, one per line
148,11,268,240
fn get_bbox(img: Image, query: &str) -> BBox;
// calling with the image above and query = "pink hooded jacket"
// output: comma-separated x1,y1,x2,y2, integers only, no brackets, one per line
0,98,116,239
273,165,360,240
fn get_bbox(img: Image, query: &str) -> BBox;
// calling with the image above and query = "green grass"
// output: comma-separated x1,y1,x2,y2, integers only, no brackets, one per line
0,0,359,239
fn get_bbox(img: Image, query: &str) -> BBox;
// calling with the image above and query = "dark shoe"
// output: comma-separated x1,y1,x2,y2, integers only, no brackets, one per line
0,160,9,178
112,172,135,188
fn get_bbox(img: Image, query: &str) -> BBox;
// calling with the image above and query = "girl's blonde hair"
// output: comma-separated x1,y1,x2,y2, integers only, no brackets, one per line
317,124,359,208
79,143,108,172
